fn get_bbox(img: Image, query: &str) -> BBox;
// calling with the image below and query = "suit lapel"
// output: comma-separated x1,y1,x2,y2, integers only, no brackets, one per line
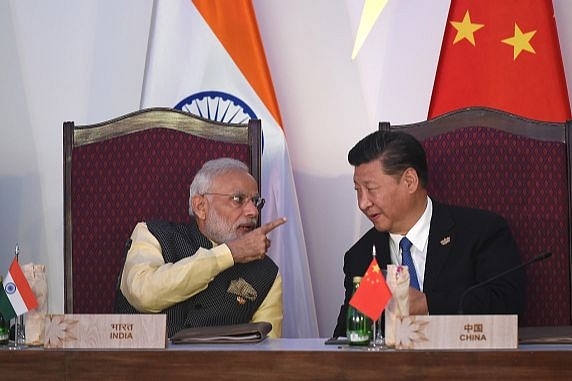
375,233,391,269
423,202,454,289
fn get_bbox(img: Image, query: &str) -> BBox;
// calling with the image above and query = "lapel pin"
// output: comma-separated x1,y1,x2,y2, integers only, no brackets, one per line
227,277,258,304
440,236,451,246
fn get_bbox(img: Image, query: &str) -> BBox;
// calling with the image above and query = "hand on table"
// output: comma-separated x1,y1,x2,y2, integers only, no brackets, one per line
408,287,429,315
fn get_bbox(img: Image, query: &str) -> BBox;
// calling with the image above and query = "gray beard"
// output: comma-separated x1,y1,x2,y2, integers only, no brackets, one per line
202,208,256,244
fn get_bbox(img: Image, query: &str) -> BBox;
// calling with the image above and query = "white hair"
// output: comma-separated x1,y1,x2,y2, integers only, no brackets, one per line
188,158,250,216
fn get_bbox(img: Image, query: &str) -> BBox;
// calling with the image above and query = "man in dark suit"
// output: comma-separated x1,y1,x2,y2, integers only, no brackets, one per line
333,130,525,338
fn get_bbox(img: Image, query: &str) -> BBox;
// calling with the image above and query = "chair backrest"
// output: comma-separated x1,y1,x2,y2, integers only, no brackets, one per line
380,106,572,326
63,107,261,313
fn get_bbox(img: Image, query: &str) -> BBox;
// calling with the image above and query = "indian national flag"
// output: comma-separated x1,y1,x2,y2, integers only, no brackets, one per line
140,0,319,337
0,259,38,321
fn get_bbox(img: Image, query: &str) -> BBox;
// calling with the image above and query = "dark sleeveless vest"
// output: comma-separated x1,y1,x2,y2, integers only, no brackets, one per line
115,219,278,338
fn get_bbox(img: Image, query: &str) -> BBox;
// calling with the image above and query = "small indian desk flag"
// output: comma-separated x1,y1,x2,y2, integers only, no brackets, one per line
0,258,38,321
349,258,392,321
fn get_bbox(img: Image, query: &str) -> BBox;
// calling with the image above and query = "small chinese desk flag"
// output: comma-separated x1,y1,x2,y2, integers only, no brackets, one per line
349,258,392,321
0,258,38,321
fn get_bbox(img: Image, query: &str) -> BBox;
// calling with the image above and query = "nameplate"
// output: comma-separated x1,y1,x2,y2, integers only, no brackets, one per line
43,314,166,349
388,314,517,349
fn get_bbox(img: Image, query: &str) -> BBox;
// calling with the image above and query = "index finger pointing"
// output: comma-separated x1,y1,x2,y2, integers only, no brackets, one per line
260,217,287,234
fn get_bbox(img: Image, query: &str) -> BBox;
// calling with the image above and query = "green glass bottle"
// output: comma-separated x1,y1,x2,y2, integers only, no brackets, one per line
0,277,9,345
0,313,8,345
346,276,372,346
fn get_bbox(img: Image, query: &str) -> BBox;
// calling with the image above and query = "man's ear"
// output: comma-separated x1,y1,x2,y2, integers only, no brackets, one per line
402,167,419,193
191,195,207,220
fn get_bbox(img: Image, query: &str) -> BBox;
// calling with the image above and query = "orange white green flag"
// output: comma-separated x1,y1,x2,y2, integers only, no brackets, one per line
429,0,571,121
0,258,38,321
140,0,318,337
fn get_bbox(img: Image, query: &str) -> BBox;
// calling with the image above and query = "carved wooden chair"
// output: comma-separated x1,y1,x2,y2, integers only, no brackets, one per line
381,106,572,326
63,107,261,313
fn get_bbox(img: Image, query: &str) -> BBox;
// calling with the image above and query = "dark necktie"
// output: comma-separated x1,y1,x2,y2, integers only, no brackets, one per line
400,237,420,290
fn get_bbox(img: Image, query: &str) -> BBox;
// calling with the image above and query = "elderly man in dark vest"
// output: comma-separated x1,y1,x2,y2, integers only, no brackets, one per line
115,158,286,338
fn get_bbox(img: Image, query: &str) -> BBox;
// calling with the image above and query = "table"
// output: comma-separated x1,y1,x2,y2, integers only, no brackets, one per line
2,339,572,380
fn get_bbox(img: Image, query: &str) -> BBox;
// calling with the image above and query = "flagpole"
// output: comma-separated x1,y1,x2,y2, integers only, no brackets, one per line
10,243,26,350
368,246,381,351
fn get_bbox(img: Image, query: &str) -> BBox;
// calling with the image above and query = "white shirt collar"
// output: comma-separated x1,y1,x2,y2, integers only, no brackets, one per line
389,196,432,255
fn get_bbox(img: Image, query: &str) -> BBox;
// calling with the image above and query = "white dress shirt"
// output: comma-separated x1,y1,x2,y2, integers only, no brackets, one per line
389,197,433,291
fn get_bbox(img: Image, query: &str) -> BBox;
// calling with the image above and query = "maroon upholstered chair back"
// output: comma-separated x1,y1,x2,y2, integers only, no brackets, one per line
381,107,572,326
64,108,261,313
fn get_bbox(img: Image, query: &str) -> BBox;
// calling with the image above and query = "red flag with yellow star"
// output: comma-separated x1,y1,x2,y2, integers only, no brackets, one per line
349,258,392,321
428,0,571,121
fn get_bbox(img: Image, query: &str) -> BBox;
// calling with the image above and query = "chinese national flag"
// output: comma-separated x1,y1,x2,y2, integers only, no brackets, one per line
349,258,392,321
429,0,571,122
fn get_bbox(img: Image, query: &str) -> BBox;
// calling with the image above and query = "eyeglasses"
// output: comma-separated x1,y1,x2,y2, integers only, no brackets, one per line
202,192,265,209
